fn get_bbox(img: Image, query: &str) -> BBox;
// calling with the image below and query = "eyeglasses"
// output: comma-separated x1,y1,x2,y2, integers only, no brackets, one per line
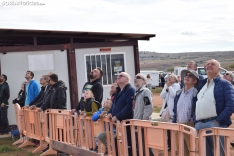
224,73,230,76
185,74,194,78
135,76,144,80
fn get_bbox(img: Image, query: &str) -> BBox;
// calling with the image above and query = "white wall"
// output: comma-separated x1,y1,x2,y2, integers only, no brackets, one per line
75,46,136,106
0,50,71,125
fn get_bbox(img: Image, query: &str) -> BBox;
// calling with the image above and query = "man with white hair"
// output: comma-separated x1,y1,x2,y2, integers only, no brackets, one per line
195,59,234,156
107,72,135,156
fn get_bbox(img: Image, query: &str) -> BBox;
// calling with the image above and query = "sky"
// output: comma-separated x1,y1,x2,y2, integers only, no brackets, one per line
0,0,234,53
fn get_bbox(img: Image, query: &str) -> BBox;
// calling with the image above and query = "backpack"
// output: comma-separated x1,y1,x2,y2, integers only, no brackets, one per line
11,126,20,140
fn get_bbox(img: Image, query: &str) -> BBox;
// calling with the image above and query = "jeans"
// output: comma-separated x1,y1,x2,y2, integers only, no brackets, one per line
0,105,9,133
195,120,227,156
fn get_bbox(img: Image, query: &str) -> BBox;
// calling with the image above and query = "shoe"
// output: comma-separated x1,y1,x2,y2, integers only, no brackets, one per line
231,142,234,148
93,146,98,153
42,146,49,152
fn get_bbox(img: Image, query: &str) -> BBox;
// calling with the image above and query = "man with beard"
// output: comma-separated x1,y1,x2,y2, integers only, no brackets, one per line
0,74,10,134
24,71,40,106
71,67,103,114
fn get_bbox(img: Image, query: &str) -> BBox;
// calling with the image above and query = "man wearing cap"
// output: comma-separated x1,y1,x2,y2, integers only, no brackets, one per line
133,73,153,120
133,73,154,156
0,74,10,134
180,61,204,89
173,70,199,156
195,59,234,156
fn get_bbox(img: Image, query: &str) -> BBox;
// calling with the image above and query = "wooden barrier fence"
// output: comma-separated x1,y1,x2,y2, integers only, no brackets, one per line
13,104,234,156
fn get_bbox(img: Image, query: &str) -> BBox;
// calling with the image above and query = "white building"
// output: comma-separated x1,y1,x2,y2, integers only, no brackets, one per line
0,28,155,125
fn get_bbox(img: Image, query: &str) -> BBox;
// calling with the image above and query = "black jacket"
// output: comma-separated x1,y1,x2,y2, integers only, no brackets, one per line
29,86,46,106
40,84,53,110
13,89,26,107
0,82,10,105
49,81,67,109
76,78,103,111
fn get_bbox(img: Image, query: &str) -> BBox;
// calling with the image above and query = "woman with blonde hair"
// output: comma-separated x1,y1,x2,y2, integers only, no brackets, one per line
159,74,180,151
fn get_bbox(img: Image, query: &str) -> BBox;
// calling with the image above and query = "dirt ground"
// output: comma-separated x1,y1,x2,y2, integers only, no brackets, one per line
152,93,163,107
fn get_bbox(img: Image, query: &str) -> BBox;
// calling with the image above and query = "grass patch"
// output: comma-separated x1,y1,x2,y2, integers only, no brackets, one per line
0,146,16,152
151,87,163,93
0,137,42,156
153,106,161,113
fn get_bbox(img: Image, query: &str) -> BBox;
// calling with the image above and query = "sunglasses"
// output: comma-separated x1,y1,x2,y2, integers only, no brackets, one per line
185,74,194,78
135,76,144,80
224,73,230,76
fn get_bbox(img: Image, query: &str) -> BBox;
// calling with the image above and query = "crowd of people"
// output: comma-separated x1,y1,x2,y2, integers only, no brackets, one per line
0,59,234,156
0,71,67,135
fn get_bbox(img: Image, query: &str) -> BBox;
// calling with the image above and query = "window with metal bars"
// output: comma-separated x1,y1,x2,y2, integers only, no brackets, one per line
85,53,125,85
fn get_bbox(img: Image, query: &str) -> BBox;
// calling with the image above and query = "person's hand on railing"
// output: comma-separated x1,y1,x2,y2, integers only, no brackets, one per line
30,105,36,110
107,113,112,121
70,109,76,115
100,111,106,118
112,116,118,123
37,108,42,112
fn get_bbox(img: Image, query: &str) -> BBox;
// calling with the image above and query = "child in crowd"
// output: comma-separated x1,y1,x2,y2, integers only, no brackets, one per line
81,90,100,117
92,99,113,154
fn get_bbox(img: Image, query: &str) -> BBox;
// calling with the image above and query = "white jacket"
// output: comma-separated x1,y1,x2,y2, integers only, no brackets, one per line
159,83,180,117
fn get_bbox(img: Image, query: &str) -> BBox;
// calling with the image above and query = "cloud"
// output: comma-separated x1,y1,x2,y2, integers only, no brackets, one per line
180,31,197,36
0,0,234,53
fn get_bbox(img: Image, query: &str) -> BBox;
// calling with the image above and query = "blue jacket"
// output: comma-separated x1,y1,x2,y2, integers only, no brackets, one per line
108,83,135,121
92,108,116,133
172,88,198,123
195,75,234,126
25,80,40,106
92,108,106,121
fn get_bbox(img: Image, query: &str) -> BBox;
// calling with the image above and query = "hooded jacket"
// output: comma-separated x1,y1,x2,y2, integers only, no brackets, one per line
76,78,103,111
0,82,10,105
49,81,67,109
83,98,100,116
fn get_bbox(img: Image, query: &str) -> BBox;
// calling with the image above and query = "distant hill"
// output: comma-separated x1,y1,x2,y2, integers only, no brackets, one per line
139,51,234,72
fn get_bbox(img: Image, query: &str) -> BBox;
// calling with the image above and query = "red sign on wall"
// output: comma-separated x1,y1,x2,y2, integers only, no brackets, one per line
100,48,111,52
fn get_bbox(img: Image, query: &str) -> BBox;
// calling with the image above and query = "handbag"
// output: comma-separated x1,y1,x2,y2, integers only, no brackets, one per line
161,106,170,122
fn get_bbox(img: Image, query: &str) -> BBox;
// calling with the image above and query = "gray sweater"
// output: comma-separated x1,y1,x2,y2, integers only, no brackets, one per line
133,86,153,120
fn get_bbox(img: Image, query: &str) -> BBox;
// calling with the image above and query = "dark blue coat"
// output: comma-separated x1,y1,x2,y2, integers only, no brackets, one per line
108,83,135,121
195,75,234,126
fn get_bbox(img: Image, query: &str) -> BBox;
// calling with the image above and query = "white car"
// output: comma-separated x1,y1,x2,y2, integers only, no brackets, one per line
197,67,227,79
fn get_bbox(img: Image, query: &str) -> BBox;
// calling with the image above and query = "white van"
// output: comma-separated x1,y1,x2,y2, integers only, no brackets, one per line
174,66,227,80
140,70,160,88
